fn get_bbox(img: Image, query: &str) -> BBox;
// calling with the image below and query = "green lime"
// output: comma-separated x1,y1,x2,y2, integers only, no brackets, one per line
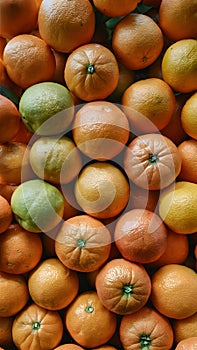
11,179,64,232
19,82,74,135
29,136,82,184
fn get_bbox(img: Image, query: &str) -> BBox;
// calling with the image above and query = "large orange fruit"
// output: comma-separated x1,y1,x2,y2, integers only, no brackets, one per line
3,34,56,89
65,290,117,348
178,139,197,183
161,39,197,93
173,312,197,343
72,101,129,160
55,215,111,272
0,0,39,39
119,306,174,350
0,223,42,274
122,78,176,133
0,316,13,348
151,264,197,319
95,258,151,315
181,92,197,140
0,271,29,317
114,209,168,264
175,338,197,350
12,303,63,350
38,0,95,53
159,0,197,41
124,133,181,190
28,258,79,311
74,162,130,219
112,13,163,70
64,43,119,101
159,181,197,234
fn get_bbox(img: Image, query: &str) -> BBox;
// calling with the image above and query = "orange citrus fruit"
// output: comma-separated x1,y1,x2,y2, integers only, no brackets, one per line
178,139,197,183
95,258,151,315
38,0,95,53
0,0,39,39
64,43,119,101
74,162,130,219
0,95,21,144
65,290,117,348
159,0,197,41
0,196,12,235
119,306,174,350
159,181,197,234
0,271,29,317
114,209,168,264
92,0,140,17
0,223,43,274
181,92,197,140
151,264,197,319
124,133,181,190
112,13,164,70
12,303,63,350
122,77,176,133
3,34,56,89
173,312,197,343
72,101,129,160
28,258,79,311
175,337,197,350
161,39,197,93
55,215,111,272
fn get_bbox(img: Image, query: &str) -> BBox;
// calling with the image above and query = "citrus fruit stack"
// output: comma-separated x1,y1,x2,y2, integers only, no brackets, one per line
0,0,197,349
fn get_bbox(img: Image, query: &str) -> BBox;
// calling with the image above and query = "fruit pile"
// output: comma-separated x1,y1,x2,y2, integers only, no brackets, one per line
0,0,197,349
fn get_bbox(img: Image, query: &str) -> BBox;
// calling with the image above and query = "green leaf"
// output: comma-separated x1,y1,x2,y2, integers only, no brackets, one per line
0,84,20,106
134,3,153,13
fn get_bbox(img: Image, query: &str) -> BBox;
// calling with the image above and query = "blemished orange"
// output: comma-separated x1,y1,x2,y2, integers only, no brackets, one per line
175,337,197,350
65,290,117,348
0,0,39,39
28,258,79,311
38,0,95,53
114,209,168,264
12,303,63,350
147,229,189,268
119,306,174,350
0,317,13,348
0,271,29,317
161,39,197,93
0,196,12,235
55,215,111,272
0,224,43,274
173,312,197,343
181,92,197,140
161,93,190,146
72,101,129,160
127,182,160,213
64,43,119,102
159,181,197,234
92,0,140,17
74,162,130,219
112,13,164,70
0,142,34,185
151,264,197,319
95,258,151,315
3,34,56,89
122,78,176,133
0,95,21,144
159,0,197,41
124,133,182,190
178,139,197,183
54,345,84,350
